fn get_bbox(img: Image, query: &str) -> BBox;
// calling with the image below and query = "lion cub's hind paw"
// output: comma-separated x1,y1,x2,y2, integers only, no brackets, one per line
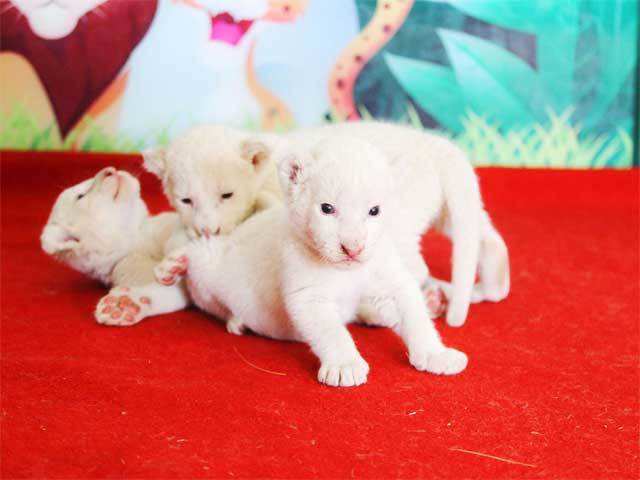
424,284,448,319
95,287,152,326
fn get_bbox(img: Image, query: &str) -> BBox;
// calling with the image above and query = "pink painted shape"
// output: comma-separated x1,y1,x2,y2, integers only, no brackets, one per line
210,13,253,46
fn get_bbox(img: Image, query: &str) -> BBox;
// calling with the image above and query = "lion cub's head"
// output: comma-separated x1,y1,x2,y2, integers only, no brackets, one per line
277,136,395,267
41,167,148,283
143,125,275,239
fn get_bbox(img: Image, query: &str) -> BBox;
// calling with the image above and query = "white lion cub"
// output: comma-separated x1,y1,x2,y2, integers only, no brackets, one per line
41,167,189,325
156,137,467,387
142,125,282,241
291,122,510,326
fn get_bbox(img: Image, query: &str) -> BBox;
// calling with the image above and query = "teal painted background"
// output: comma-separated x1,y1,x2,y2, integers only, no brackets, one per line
356,0,638,167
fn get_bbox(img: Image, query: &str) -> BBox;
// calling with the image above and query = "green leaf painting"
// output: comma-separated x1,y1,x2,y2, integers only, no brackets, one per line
438,29,544,127
425,0,580,110
583,0,638,125
385,53,466,131
429,0,562,34
388,0,637,167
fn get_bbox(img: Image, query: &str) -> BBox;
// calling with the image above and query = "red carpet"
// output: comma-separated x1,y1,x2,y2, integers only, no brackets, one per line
2,151,638,479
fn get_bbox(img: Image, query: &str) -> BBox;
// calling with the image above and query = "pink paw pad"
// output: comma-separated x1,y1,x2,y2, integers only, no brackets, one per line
425,287,447,318
98,292,146,325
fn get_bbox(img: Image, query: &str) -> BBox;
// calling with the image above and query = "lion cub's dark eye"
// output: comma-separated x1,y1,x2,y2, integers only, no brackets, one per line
181,198,192,205
76,193,85,201
369,206,380,216
321,203,335,215
221,192,234,200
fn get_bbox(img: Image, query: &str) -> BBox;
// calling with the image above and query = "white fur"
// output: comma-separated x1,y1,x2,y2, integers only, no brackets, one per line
153,122,509,327
158,137,467,387
41,167,189,326
287,122,510,326
142,125,282,241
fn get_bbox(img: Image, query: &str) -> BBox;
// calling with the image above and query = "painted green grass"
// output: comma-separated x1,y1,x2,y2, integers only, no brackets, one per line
328,105,632,168
2,105,633,167
0,106,288,152
0,105,170,153
404,106,633,168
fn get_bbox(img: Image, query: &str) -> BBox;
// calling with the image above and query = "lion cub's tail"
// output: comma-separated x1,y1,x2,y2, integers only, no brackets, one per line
438,150,510,326
439,153,482,327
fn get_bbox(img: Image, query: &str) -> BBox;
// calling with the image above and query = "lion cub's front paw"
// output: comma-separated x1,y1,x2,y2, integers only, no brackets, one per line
424,284,448,319
317,357,369,387
154,254,188,286
409,347,468,375
95,287,152,326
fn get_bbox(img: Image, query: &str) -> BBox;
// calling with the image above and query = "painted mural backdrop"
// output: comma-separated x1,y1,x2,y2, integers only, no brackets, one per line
1,0,637,167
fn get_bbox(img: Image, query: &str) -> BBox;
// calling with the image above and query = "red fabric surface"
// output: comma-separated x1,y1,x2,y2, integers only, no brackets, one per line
1,151,639,479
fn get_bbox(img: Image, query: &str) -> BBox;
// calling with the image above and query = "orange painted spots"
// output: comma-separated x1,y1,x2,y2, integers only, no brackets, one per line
263,0,308,22
328,0,415,120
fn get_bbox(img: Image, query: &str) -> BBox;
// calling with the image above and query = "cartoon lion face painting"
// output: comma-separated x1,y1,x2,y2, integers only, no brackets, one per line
0,0,361,147
165,0,308,128
8,0,109,40
1,0,158,145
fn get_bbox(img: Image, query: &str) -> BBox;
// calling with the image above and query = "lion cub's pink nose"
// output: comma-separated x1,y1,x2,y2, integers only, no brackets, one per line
201,227,222,238
341,244,364,259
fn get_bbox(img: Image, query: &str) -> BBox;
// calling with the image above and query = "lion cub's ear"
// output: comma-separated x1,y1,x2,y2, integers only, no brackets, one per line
141,147,167,178
240,140,272,173
275,144,313,197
